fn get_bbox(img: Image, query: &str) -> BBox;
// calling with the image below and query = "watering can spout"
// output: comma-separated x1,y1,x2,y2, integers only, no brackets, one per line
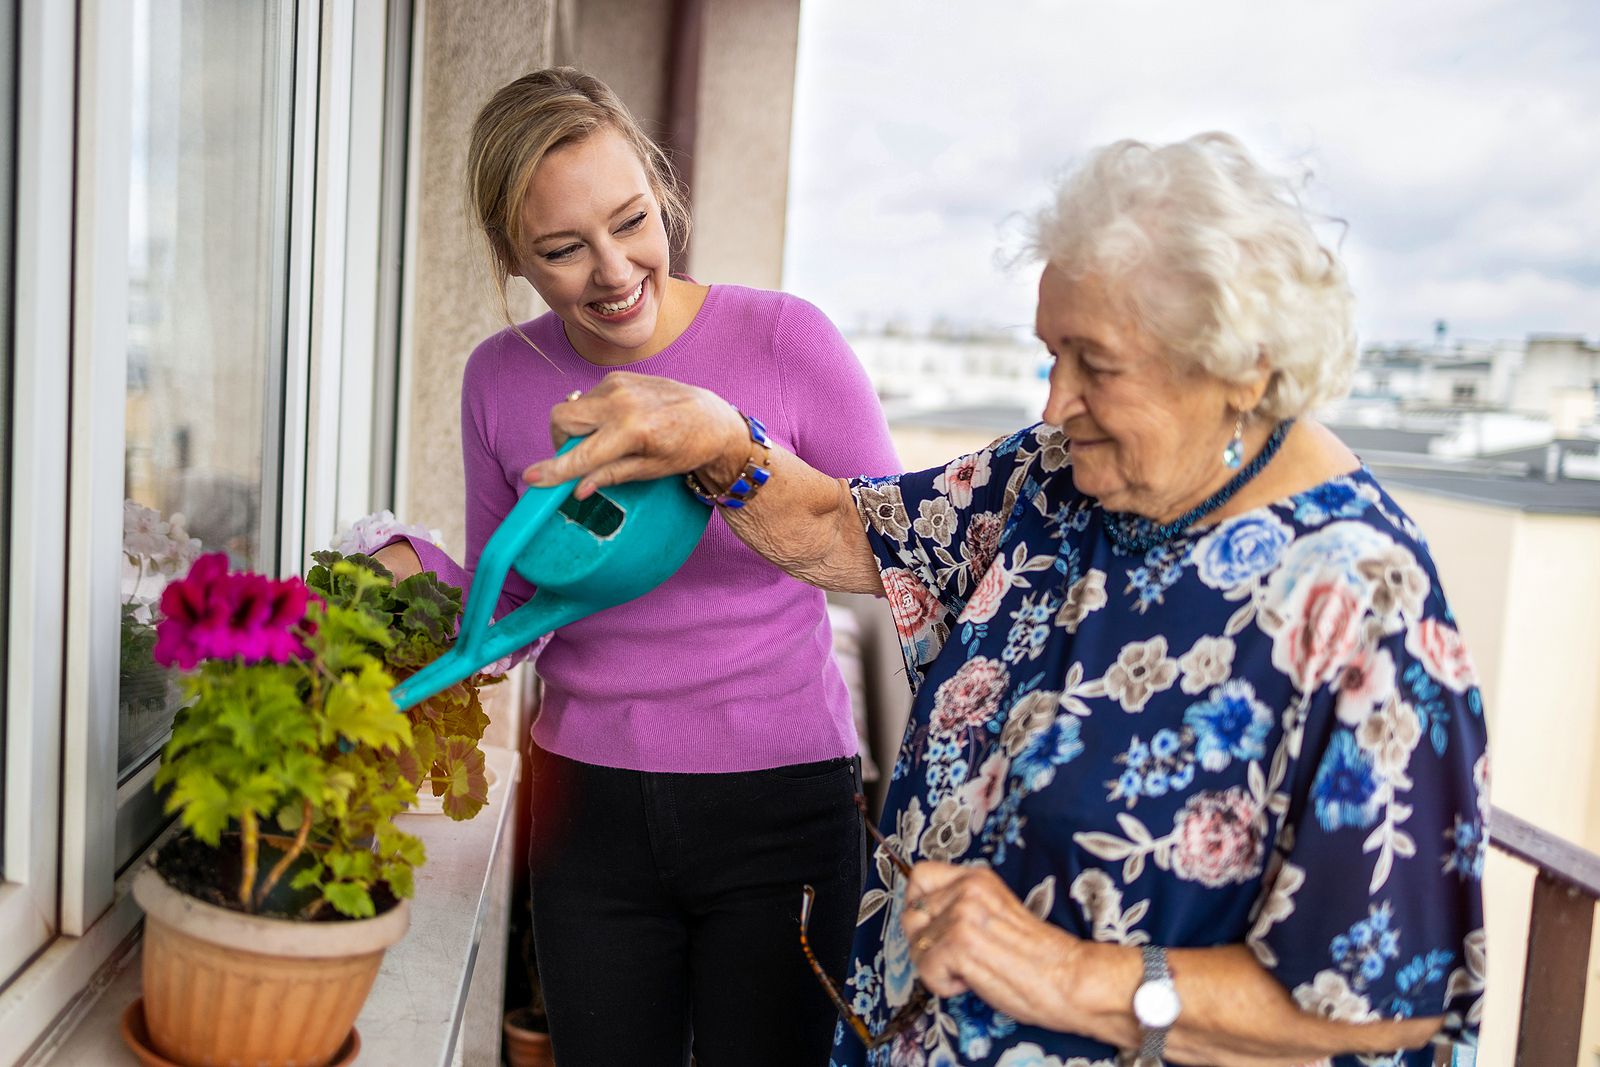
390,593,589,711
390,436,711,713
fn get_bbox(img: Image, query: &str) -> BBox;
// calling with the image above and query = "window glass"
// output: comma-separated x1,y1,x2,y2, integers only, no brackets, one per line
120,0,288,774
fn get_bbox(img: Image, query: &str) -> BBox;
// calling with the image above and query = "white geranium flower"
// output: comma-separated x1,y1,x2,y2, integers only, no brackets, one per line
333,509,444,556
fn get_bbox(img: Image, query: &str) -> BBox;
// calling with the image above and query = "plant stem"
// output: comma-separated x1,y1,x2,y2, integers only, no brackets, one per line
239,809,260,911
253,798,314,910
125,555,146,606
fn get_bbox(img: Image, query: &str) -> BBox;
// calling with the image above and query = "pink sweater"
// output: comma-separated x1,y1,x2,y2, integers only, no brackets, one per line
401,285,900,772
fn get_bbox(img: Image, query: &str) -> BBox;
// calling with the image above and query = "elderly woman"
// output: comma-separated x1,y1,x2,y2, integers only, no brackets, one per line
528,133,1486,1067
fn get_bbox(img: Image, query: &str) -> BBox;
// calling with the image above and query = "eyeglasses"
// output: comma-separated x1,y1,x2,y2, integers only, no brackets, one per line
799,794,933,1050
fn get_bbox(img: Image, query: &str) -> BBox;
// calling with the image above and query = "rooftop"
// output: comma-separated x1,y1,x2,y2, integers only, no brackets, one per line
885,405,1600,517
1329,426,1443,454
886,401,1034,433
1371,463,1600,516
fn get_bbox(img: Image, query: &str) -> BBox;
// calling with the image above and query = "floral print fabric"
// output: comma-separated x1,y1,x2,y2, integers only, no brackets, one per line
831,425,1487,1067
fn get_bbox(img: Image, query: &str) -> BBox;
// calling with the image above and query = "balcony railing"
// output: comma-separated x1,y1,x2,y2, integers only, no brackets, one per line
1486,804,1600,1066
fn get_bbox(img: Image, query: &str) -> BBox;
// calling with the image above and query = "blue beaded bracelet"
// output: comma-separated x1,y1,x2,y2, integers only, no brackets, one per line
685,412,772,509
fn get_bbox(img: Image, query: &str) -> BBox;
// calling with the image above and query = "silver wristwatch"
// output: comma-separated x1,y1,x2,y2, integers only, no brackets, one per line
1132,944,1181,1065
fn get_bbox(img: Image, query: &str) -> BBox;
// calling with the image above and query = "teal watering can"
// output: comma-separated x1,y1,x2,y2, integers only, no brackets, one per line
391,436,711,712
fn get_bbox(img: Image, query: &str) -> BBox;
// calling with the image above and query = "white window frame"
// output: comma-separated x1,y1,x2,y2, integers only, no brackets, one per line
292,0,405,568
0,0,73,990
0,1,409,1059
61,0,134,937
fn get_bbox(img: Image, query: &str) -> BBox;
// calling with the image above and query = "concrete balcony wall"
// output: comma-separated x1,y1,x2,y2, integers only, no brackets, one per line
1388,486,1600,1066
687,0,801,290
562,0,674,134
562,0,800,290
398,0,557,568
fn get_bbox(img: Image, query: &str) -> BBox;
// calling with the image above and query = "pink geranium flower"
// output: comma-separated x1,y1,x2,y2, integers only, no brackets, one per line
153,553,313,668
230,574,316,663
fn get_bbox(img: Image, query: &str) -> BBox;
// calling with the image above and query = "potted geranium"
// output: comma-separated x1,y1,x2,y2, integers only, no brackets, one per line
305,548,495,821
130,553,432,1066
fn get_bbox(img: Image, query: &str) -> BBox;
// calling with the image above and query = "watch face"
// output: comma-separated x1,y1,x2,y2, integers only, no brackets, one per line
1134,980,1182,1029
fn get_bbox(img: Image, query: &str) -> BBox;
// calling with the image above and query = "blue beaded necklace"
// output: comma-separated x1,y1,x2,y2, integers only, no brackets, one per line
1103,419,1295,555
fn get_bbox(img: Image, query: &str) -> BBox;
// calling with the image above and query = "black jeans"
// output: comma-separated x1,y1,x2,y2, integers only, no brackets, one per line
528,746,864,1067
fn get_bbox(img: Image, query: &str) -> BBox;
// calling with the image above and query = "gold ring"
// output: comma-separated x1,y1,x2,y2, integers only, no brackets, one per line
565,390,583,402
913,935,934,953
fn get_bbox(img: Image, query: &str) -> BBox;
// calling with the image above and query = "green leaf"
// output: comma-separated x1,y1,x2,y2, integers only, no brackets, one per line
437,738,489,821
407,686,448,730
234,771,285,818
382,863,414,900
439,688,491,743
290,865,324,891
326,848,376,883
389,742,423,791
275,749,325,799
393,574,461,645
319,768,358,817
386,631,444,671
167,770,232,845
398,832,426,868
408,728,437,785
323,662,411,750
323,881,375,919
324,603,395,648
206,668,307,756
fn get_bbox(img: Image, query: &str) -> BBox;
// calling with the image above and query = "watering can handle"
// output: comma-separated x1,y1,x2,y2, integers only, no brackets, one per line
390,437,584,712
456,437,583,653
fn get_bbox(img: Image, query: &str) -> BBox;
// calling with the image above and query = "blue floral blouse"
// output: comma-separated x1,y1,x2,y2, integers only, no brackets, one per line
831,424,1487,1067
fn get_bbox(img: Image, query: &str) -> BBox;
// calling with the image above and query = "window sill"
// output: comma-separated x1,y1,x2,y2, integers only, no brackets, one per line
28,745,523,1067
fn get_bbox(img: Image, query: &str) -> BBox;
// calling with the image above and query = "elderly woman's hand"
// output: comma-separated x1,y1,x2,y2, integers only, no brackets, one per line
901,861,1098,1034
524,372,748,500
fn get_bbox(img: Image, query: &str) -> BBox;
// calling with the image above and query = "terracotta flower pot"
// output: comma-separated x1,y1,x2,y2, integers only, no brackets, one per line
132,864,409,1067
502,1007,555,1067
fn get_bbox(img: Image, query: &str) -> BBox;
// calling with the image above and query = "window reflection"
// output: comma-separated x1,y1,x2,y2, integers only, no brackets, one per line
120,0,287,773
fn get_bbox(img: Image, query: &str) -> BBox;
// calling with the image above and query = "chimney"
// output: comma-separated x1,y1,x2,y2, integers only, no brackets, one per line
1544,442,1563,483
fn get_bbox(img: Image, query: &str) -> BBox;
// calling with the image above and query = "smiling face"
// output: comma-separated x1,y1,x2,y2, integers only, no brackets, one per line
517,127,674,364
1036,264,1252,521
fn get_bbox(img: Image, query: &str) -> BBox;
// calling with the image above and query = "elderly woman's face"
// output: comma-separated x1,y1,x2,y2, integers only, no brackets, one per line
1036,265,1239,521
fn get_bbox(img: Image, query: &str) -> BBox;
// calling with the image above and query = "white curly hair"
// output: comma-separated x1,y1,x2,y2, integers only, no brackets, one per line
1027,132,1356,420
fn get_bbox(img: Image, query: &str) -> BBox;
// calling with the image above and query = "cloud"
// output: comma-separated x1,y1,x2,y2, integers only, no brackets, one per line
783,0,1600,344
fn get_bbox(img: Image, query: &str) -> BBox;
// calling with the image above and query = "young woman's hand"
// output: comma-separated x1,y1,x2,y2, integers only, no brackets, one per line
372,542,423,582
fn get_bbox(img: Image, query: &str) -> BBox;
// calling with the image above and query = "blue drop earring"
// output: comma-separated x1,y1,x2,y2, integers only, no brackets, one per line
1222,415,1245,470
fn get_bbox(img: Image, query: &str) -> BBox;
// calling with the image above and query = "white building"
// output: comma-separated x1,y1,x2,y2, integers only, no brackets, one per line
1511,334,1600,431
849,330,1049,414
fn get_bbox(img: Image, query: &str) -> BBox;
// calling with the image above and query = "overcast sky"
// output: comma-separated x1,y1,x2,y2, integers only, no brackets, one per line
782,0,1599,347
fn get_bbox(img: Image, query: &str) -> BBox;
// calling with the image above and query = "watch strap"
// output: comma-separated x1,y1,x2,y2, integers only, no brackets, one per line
1137,944,1173,1065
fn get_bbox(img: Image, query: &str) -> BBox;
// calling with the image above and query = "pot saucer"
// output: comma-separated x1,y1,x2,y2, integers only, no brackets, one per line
121,998,361,1066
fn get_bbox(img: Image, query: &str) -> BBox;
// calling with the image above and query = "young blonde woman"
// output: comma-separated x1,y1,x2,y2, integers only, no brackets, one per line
373,68,899,1065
